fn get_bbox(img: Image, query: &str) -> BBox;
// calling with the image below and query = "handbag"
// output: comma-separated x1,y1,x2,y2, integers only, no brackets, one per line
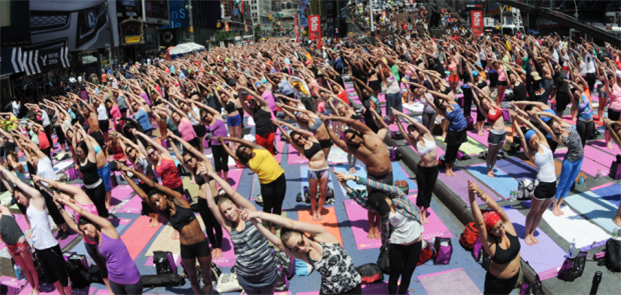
558,251,587,281
376,242,390,274
215,273,243,293
418,240,437,266
609,155,621,180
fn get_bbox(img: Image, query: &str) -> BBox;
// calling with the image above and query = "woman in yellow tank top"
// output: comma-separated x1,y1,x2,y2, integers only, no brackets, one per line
218,136,286,234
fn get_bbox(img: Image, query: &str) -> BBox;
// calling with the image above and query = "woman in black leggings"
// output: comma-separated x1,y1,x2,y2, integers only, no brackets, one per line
220,136,287,234
168,132,224,259
72,125,108,218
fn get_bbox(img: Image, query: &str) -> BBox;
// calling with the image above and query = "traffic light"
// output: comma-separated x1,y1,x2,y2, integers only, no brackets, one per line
217,22,221,28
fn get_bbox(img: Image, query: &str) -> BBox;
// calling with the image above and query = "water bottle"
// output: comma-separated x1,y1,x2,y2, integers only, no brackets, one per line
569,238,576,259
596,169,601,179
13,264,24,280
613,226,620,239
578,173,585,186
220,108,227,120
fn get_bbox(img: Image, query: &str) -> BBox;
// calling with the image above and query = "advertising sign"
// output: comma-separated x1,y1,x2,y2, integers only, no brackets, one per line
160,0,189,29
309,15,321,44
299,1,309,27
295,14,299,42
1,46,70,76
0,0,31,47
120,19,145,44
471,10,483,36
144,0,170,25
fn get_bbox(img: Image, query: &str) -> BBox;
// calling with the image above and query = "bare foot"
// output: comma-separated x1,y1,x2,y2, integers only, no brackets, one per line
349,167,357,174
552,207,562,217
487,171,495,178
312,211,317,221
421,215,429,225
525,234,535,245
367,230,374,239
211,249,217,258
30,289,39,295
317,213,324,221
478,131,484,136
374,228,382,240
607,143,615,150
532,236,539,244
171,230,180,240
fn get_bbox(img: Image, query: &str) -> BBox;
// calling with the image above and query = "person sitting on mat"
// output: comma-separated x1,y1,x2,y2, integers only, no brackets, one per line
336,171,422,295
199,166,280,294
274,120,329,221
240,210,362,295
392,108,438,225
118,165,213,295
319,113,390,240
468,180,522,295
55,194,143,295
511,110,556,245
604,118,621,227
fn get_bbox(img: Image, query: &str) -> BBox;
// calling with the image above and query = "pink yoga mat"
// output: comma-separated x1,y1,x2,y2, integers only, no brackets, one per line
121,216,162,260
20,283,96,295
110,185,134,206
212,230,237,267
419,268,482,295
408,195,454,241
14,214,30,232
58,231,80,250
228,168,243,191
438,168,501,206
388,121,409,132
116,195,144,214
287,147,308,165
554,149,602,177
273,141,285,163
584,145,616,166
590,139,621,154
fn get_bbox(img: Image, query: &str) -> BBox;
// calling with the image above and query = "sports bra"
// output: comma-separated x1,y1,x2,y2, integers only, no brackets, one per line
169,199,196,232
225,101,237,113
487,106,502,123
308,117,323,133
416,137,436,156
492,233,521,264
304,141,322,159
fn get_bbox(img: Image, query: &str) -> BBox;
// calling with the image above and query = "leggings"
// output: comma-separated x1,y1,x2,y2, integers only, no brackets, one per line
388,241,422,295
422,112,437,132
347,154,357,169
484,270,519,295
85,242,108,279
109,279,143,295
261,173,287,216
555,158,583,200
197,198,223,249
576,120,594,147
211,144,230,172
415,165,438,208
445,143,461,164
462,86,474,117
585,73,596,94
85,184,109,218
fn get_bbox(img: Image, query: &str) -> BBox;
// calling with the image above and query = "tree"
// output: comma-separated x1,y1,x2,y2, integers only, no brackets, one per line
214,31,237,43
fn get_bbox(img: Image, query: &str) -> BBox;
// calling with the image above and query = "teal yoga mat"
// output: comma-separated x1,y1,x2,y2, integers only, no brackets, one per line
466,163,517,199
565,191,620,234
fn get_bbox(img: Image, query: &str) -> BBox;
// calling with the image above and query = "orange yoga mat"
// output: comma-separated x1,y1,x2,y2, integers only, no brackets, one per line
121,216,163,260
297,207,343,246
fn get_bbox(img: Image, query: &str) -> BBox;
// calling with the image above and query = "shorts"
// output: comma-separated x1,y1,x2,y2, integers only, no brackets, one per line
449,74,459,84
256,132,275,154
7,236,29,256
187,137,200,149
55,125,66,144
226,114,242,127
488,130,507,145
369,80,381,92
36,244,70,286
497,80,508,87
193,125,207,138
308,167,329,180
90,130,106,148
367,171,394,195
533,181,557,200
99,119,110,132
97,163,112,192
608,109,620,123
180,238,211,260
319,139,333,149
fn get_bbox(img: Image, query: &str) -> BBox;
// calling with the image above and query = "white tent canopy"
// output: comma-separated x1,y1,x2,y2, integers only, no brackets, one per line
169,42,205,56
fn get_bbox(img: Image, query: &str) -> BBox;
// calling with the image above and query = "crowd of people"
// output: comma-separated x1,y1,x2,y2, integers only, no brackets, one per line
1,3,621,295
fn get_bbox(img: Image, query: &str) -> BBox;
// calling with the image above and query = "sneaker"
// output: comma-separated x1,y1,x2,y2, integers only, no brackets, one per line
296,193,303,202
55,230,64,240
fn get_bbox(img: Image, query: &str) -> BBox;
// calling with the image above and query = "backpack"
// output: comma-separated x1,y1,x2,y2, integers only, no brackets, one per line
274,250,296,280
64,254,91,289
141,273,185,288
517,179,536,200
388,146,401,161
418,240,438,266
153,251,177,275
604,238,621,272
472,237,492,270
376,243,390,274
557,251,587,281
466,116,474,130
356,263,384,284
459,221,480,251
434,237,453,265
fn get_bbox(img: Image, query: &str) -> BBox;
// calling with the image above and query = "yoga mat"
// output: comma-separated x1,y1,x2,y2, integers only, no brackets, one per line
467,128,490,147
333,165,366,197
466,163,517,199
121,215,162,259
523,201,610,250
392,162,418,193
566,192,620,234
343,199,383,250
437,168,501,206
584,145,616,166
590,139,621,154
110,185,134,206
459,137,487,156
297,206,343,246
554,149,601,177
58,231,80,250
144,215,210,256
327,146,350,165
115,195,144,214
592,183,621,208
287,147,308,165
300,165,333,196
409,195,454,241
53,159,74,172
495,158,537,182
182,176,200,202
212,229,237,267
249,173,260,201
503,207,567,280
273,140,285,163
20,283,96,295
419,268,482,295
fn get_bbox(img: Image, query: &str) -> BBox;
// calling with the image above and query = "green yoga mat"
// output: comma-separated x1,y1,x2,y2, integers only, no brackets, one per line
0,191,18,210
435,136,486,156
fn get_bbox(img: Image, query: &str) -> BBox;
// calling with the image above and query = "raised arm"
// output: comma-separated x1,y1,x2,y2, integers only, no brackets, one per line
135,131,173,160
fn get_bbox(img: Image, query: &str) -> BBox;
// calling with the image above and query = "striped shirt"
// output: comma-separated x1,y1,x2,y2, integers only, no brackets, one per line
230,221,277,278
99,232,141,285
347,177,421,242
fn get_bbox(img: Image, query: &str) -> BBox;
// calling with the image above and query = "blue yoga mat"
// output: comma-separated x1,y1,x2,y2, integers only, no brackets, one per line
466,163,517,199
391,162,418,193
592,183,621,207
332,165,367,196
496,157,537,182
565,191,620,233
300,165,334,195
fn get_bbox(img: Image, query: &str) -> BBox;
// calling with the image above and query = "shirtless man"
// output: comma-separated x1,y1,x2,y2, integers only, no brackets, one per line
70,94,104,148
320,114,391,239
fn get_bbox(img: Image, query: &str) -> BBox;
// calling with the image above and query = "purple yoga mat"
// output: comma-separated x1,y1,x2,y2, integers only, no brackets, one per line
437,168,500,206
554,149,602,177
58,231,80,249
212,230,237,267
503,207,567,281
116,195,143,214
467,128,490,147
419,268,482,295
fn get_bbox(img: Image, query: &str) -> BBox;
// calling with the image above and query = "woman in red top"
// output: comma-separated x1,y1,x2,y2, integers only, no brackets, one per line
105,131,126,162
29,120,51,158
471,84,507,178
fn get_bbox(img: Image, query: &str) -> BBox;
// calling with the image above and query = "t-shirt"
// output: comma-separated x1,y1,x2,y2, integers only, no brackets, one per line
40,110,50,127
247,149,284,184
38,130,50,150
101,74,108,83
97,104,108,120
37,157,57,186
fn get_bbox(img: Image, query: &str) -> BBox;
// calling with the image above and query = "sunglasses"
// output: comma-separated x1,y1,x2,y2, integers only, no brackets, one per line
148,150,158,158
184,158,194,165
292,236,306,253
346,132,359,143
126,148,133,153
132,103,137,107
491,222,505,234
294,136,304,143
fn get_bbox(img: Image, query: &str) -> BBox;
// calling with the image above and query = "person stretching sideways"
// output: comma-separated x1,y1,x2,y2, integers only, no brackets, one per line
604,118,621,227
320,113,390,240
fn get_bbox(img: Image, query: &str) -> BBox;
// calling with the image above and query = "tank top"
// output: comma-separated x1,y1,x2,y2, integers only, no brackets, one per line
446,104,467,132
74,201,99,245
609,84,621,111
230,221,277,278
253,108,274,135
307,243,362,294
488,106,503,123
38,130,50,150
169,199,196,231
576,94,593,122
27,205,58,250
111,144,125,161
99,231,141,285
155,158,183,189
303,141,322,159
247,149,284,184
534,145,556,183
492,233,521,264
0,214,23,245
178,120,197,142
388,212,423,244
497,67,507,81
225,101,237,113
79,159,101,186
206,119,228,146
562,127,584,162
416,137,436,156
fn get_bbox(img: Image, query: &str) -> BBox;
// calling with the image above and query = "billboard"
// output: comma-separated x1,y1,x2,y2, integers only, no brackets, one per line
309,15,321,43
299,1,309,27
160,0,189,29
471,10,483,36
0,0,31,47
144,0,170,25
